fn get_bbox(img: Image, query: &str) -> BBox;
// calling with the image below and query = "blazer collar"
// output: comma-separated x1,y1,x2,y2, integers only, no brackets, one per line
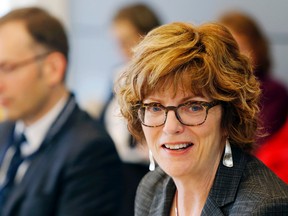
42,93,76,145
202,146,248,214
149,170,176,216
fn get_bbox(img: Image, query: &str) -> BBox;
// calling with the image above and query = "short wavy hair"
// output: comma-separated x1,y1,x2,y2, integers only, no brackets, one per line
115,22,261,153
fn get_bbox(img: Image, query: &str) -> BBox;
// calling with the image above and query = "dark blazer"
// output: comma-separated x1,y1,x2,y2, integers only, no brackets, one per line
0,94,123,216
135,146,288,215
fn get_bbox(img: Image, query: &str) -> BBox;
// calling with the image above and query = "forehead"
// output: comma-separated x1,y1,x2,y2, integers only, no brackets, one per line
143,69,207,100
0,21,35,59
147,86,193,100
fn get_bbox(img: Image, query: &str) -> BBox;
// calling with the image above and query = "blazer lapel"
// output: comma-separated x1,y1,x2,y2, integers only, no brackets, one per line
201,146,248,215
150,176,176,216
202,196,225,216
3,93,77,215
0,123,15,164
42,93,77,144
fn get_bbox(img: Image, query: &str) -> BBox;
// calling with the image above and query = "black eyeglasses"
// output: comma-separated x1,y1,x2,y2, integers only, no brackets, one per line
137,100,220,127
0,52,50,75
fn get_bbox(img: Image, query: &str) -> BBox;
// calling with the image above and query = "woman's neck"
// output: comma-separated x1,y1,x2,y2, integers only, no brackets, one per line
171,155,220,216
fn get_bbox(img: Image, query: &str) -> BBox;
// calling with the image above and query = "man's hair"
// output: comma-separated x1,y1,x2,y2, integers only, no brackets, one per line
0,7,69,61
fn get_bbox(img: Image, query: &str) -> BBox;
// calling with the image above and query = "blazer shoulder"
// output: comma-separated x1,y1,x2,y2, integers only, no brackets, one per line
241,156,288,197
225,156,288,214
250,195,288,215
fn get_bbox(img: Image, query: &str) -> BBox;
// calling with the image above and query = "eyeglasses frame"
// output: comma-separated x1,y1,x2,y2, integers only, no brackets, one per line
0,52,51,75
136,100,220,127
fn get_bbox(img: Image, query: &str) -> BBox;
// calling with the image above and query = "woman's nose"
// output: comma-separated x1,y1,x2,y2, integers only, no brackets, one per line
162,110,184,134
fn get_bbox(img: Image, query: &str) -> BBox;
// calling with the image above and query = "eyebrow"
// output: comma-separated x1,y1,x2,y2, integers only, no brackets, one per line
143,96,208,104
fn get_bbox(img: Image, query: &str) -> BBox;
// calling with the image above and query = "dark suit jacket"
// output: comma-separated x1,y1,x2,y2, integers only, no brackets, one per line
0,94,123,216
135,146,288,215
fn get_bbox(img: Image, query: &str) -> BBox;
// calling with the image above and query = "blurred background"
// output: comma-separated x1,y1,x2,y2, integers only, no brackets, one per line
1,0,287,117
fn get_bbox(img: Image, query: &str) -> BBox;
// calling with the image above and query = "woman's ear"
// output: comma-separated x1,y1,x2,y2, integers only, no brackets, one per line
42,52,67,86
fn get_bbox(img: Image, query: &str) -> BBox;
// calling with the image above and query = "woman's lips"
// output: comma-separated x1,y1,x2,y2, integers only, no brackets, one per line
162,143,193,150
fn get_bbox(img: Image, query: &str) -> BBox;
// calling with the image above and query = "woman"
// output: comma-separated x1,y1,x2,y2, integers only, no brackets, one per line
115,22,288,215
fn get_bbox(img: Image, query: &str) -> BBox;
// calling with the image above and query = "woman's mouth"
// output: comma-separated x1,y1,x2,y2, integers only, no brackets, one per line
162,143,193,150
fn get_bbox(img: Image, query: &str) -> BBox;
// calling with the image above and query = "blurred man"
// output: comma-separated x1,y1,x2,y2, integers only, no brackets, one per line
0,7,122,216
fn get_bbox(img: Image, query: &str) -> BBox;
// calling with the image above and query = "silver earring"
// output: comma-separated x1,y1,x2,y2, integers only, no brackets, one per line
149,150,155,171
223,139,233,167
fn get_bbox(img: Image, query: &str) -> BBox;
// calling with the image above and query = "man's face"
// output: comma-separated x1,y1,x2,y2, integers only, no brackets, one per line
0,21,51,124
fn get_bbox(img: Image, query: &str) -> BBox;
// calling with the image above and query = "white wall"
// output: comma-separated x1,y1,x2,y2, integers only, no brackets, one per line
2,0,288,116
68,0,288,116
5,0,70,28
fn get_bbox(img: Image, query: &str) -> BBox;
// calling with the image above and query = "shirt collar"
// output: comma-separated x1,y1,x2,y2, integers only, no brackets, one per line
15,95,69,156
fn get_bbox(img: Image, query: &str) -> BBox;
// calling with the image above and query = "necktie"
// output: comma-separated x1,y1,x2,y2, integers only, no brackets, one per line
0,133,26,207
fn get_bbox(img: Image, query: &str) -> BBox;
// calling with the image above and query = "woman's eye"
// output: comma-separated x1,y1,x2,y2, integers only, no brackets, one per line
147,105,162,113
188,104,203,112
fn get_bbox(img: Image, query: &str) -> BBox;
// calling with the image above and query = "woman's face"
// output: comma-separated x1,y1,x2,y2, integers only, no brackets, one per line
142,85,225,178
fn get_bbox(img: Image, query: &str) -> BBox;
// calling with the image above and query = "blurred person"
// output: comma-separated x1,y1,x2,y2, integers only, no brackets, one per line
255,117,288,183
111,3,162,61
102,3,161,162
218,11,288,146
115,22,288,215
0,7,122,216
99,3,161,215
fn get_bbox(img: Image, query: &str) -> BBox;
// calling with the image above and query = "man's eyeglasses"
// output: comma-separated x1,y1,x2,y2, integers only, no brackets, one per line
0,52,50,74
136,100,220,127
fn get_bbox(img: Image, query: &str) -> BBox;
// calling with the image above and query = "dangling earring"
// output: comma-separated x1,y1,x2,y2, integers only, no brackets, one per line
223,139,233,167
149,150,155,171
